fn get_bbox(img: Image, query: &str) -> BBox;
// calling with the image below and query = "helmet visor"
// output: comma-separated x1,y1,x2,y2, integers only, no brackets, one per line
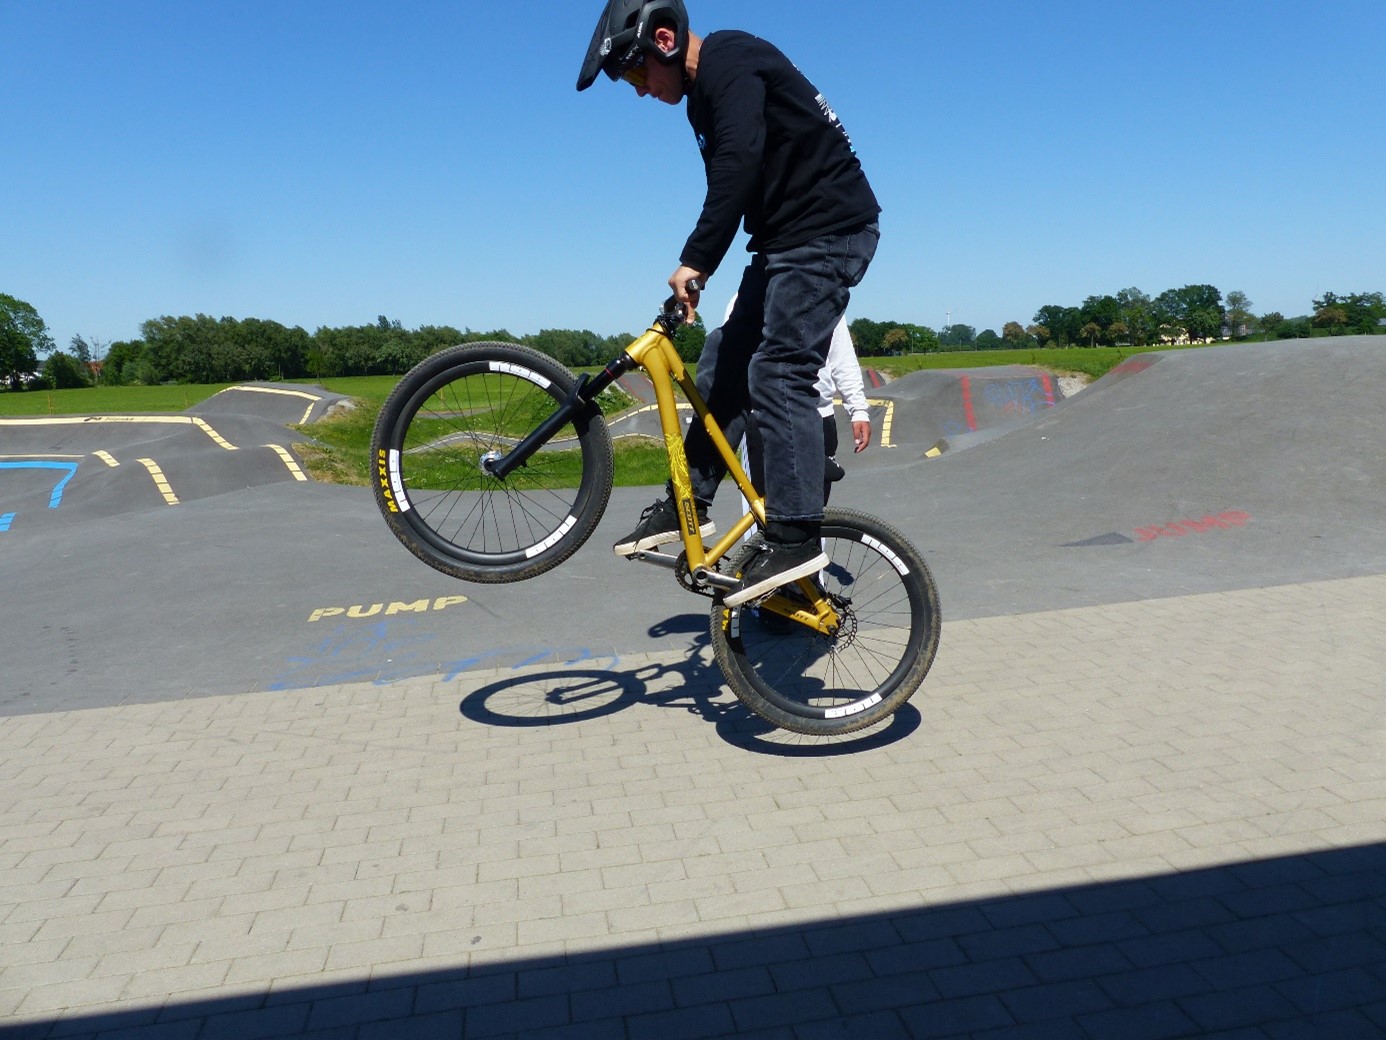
577,0,630,91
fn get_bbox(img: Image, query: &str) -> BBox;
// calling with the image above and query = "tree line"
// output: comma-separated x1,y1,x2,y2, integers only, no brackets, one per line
1,309,708,391
3,285,1382,391
851,287,1386,355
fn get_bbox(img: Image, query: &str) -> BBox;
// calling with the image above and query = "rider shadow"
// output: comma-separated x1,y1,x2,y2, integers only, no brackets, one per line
456,613,921,756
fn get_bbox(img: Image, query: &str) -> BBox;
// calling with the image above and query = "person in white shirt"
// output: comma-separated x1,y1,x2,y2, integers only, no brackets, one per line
814,313,872,500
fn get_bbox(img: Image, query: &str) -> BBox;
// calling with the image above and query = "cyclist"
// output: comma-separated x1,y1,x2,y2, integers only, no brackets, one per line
578,0,880,607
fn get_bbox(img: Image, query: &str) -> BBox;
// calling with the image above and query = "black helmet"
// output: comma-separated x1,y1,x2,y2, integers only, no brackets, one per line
577,0,689,92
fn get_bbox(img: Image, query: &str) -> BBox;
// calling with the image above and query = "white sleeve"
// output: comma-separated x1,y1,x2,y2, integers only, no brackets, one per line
821,319,869,422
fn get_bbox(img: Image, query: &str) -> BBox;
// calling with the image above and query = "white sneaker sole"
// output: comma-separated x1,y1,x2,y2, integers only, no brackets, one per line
723,551,829,607
613,521,716,557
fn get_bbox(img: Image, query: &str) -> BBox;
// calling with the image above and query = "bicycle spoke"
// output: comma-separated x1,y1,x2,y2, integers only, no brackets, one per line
712,508,940,735
372,343,613,583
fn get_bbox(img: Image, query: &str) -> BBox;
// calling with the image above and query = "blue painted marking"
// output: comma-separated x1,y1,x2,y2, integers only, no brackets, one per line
0,461,79,508
270,619,621,691
0,513,14,531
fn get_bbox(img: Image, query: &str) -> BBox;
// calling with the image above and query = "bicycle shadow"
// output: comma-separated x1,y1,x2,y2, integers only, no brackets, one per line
456,613,921,756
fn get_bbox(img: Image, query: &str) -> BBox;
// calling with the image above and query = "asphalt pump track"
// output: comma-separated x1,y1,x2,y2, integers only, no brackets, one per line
3,339,1385,715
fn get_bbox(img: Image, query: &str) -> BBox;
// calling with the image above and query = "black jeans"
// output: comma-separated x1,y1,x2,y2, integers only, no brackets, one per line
743,414,843,508
681,222,879,525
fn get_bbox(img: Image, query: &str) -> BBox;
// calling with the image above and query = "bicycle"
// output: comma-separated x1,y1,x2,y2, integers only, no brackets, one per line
370,293,941,735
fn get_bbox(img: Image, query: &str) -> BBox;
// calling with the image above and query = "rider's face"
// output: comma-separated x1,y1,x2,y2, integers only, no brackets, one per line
627,29,683,105
630,58,683,104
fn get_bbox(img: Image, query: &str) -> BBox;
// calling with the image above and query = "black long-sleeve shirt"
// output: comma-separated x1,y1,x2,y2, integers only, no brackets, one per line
680,30,880,276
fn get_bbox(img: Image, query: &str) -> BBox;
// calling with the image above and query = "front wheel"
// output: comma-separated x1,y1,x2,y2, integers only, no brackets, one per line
710,508,941,735
371,342,615,583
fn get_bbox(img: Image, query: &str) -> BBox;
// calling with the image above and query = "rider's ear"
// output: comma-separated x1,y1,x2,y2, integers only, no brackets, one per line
652,24,677,56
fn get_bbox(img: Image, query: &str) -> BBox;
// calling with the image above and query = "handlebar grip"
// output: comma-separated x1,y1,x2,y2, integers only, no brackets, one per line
660,277,704,324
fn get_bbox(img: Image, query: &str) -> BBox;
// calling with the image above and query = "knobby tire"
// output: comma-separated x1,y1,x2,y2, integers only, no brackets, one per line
711,508,941,735
370,342,615,583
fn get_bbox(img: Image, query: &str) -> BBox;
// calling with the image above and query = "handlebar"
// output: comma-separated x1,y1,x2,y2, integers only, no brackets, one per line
659,278,704,330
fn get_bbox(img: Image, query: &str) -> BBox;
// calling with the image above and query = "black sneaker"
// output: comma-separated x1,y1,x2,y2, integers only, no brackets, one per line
613,496,715,557
724,538,829,607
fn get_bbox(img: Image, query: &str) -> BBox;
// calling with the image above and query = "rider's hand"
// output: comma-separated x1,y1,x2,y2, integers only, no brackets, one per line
852,420,872,452
669,265,706,323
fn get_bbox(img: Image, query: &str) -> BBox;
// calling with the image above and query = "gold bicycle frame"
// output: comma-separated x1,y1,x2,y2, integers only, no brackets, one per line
622,322,841,636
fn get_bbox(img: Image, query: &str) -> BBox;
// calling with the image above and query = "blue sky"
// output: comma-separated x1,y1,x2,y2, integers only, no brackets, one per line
4,0,1383,353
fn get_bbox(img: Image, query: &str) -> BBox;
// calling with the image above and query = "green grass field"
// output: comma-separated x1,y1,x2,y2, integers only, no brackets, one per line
0,382,237,415
0,345,1145,417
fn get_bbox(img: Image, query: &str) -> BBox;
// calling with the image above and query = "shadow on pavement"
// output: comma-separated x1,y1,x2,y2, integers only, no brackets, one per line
457,648,924,758
11,842,1382,1039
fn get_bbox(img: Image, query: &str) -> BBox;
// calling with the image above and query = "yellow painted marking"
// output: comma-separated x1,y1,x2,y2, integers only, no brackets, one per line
222,385,322,424
137,458,179,504
224,385,322,401
265,443,308,481
94,451,120,467
873,398,897,448
0,415,238,450
191,417,237,450
629,401,693,417
1,415,184,427
924,445,943,459
308,595,469,623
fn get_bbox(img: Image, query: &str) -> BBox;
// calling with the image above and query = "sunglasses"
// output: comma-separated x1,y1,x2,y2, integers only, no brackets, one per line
619,51,647,88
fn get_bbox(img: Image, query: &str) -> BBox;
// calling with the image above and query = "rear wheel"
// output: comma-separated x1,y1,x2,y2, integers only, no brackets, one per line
710,508,941,735
371,342,615,583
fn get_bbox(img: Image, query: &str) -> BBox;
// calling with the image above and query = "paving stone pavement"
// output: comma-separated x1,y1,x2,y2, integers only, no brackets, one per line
2,573,1384,1038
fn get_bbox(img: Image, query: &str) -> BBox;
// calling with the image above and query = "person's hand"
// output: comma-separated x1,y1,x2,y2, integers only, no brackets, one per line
851,420,872,452
669,265,706,323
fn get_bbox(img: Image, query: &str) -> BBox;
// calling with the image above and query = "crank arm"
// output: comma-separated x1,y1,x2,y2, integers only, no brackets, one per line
628,550,736,591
